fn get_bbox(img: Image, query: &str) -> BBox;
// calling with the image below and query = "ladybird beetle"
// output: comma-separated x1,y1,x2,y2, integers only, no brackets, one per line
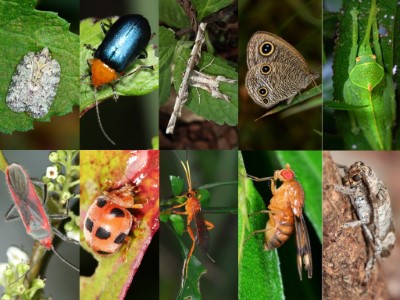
83,14,154,145
84,183,143,255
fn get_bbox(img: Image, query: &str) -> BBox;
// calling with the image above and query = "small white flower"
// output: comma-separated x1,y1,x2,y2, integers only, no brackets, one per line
46,166,58,179
0,263,9,286
66,230,80,243
7,246,29,266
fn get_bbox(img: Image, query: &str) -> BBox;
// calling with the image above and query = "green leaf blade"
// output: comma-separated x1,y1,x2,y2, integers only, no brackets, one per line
238,153,284,300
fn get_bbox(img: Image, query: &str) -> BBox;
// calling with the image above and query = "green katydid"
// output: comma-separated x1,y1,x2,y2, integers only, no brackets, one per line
342,0,395,150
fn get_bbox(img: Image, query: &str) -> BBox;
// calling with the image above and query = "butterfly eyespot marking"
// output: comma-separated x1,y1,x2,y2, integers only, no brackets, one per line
258,87,268,96
262,98,269,104
259,42,274,56
261,64,272,75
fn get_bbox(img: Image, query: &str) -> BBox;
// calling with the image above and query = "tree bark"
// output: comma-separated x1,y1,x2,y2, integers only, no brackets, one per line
322,151,389,300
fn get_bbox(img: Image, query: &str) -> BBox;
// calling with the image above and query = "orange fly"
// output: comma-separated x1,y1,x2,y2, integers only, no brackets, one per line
170,159,215,279
246,163,312,280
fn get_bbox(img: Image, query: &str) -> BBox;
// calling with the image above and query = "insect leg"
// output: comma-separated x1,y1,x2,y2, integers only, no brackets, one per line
50,245,79,272
4,204,21,222
52,227,79,245
244,228,269,245
84,44,97,52
204,220,214,230
245,174,273,182
123,65,154,79
183,225,196,278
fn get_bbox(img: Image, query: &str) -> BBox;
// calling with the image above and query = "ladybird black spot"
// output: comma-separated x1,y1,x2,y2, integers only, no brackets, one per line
96,196,108,208
85,218,94,233
114,233,127,244
97,250,111,255
95,227,111,239
110,207,125,217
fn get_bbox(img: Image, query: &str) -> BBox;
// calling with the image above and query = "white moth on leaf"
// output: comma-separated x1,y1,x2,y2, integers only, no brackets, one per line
6,47,61,118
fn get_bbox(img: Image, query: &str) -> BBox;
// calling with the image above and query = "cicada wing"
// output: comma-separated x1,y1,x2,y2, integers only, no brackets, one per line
295,214,313,280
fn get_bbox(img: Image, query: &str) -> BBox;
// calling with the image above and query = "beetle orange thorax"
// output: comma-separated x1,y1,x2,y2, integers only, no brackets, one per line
89,58,119,87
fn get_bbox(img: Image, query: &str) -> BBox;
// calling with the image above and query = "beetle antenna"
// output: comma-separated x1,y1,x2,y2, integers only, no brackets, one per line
95,97,116,145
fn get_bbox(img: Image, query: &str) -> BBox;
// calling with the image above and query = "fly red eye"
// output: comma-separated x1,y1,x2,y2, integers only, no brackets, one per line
281,169,295,181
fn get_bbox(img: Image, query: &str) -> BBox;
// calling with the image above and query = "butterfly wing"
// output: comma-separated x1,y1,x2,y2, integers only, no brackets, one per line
245,61,317,109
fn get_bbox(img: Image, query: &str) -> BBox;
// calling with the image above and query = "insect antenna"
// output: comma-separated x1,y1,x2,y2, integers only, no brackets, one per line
50,245,79,272
180,159,192,192
95,94,116,145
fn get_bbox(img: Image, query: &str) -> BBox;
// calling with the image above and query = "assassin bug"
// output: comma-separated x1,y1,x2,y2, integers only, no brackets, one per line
84,180,143,256
82,14,154,145
4,163,79,272
169,158,215,279
246,163,312,280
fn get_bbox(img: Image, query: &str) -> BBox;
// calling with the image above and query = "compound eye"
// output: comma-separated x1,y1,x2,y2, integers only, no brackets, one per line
259,42,274,56
352,174,362,181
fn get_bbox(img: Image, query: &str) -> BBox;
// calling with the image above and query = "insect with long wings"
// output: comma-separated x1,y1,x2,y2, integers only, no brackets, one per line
246,163,312,280
170,159,215,279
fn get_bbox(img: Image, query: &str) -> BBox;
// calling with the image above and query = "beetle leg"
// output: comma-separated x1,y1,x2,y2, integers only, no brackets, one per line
137,50,148,60
84,44,97,52
100,21,112,35
123,65,154,79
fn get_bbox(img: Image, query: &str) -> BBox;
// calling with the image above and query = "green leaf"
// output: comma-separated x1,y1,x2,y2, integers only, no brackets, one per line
193,0,235,21
79,17,159,113
238,153,284,300
173,50,238,126
324,101,368,110
170,175,184,196
160,0,234,28
198,188,210,206
169,214,185,236
159,26,177,104
159,0,190,29
0,0,79,134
